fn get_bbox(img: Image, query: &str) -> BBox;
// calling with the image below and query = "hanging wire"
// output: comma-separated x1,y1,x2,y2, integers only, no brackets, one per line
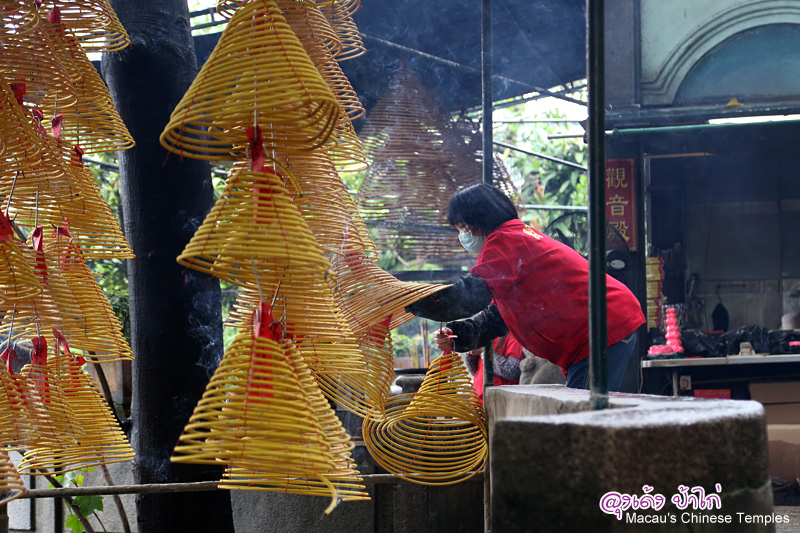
5,171,19,216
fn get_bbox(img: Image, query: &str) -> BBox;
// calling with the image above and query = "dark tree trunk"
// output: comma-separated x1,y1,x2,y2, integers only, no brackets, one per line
101,2,234,531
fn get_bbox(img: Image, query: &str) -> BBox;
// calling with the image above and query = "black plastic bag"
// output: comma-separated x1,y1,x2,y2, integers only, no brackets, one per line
681,329,722,358
717,325,771,355
769,330,800,354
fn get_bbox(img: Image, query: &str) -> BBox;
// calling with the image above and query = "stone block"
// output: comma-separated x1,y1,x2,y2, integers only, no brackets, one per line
487,385,773,532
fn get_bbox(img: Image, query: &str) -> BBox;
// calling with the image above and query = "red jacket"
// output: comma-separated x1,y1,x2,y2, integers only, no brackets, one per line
470,219,645,371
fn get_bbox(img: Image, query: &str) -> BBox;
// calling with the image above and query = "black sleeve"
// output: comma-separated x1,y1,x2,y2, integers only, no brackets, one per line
447,304,509,352
493,353,522,382
404,274,493,322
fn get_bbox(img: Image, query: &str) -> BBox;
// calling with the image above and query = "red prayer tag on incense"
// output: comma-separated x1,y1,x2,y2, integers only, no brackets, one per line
31,226,47,284
48,5,60,23
53,328,85,366
71,145,84,167
9,83,25,106
246,125,266,172
0,346,17,373
0,211,14,242
249,301,280,400
51,113,64,139
254,301,281,341
54,225,77,267
30,336,50,402
31,336,47,366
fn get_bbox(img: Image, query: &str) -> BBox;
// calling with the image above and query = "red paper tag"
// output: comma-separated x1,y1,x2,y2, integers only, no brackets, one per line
71,145,84,167
31,226,47,284
54,225,72,241
51,113,64,139
54,225,78,270
9,83,25,106
254,301,283,341
31,335,47,366
0,346,17,373
34,0,43,7
246,125,266,173
0,211,13,242
248,301,280,400
48,5,60,23
30,336,50,402
53,328,85,366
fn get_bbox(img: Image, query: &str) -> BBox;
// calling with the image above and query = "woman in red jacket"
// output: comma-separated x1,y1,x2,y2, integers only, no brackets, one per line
406,184,645,391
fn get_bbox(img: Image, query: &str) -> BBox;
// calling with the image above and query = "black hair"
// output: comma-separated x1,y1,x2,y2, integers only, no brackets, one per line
447,183,518,234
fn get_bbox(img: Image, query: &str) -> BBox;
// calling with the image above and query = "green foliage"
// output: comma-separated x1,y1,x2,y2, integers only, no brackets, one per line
493,93,588,231
50,468,104,533
84,153,130,345
339,169,366,193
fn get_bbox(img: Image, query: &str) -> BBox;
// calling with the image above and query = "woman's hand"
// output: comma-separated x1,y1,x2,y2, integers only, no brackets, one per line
434,327,454,352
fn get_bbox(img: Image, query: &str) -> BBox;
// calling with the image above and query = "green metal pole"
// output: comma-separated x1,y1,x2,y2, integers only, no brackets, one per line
588,0,609,410
481,2,494,530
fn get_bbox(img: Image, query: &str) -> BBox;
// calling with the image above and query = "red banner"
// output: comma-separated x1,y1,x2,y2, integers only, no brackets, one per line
605,158,637,252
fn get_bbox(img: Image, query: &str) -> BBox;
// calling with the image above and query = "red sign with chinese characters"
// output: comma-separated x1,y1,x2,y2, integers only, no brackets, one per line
605,158,637,252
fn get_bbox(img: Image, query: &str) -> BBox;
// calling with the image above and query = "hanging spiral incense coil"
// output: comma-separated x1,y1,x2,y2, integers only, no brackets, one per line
0,227,43,303
319,0,364,61
0,79,42,174
57,165,134,260
217,0,344,20
358,64,451,159
320,0,360,17
0,363,34,447
362,351,488,486
326,114,369,172
172,331,339,510
161,0,340,161
337,179,379,260
314,317,394,420
329,250,447,337
0,0,41,35
42,231,133,362
0,14,79,111
178,167,331,287
0,123,133,260
446,115,525,212
221,339,369,504
355,64,495,263
225,281,367,376
0,245,63,347
276,151,363,256
279,1,363,121
18,333,134,474
277,0,342,58
39,0,130,52
18,340,85,450
38,23,134,154
215,0,244,19
1,136,70,228
0,449,25,506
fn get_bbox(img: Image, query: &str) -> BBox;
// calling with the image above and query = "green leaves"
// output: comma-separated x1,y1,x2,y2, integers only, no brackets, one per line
494,100,588,230
50,468,104,533
77,494,104,520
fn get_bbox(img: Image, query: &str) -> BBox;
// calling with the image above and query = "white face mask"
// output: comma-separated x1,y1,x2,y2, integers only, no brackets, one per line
459,229,486,253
